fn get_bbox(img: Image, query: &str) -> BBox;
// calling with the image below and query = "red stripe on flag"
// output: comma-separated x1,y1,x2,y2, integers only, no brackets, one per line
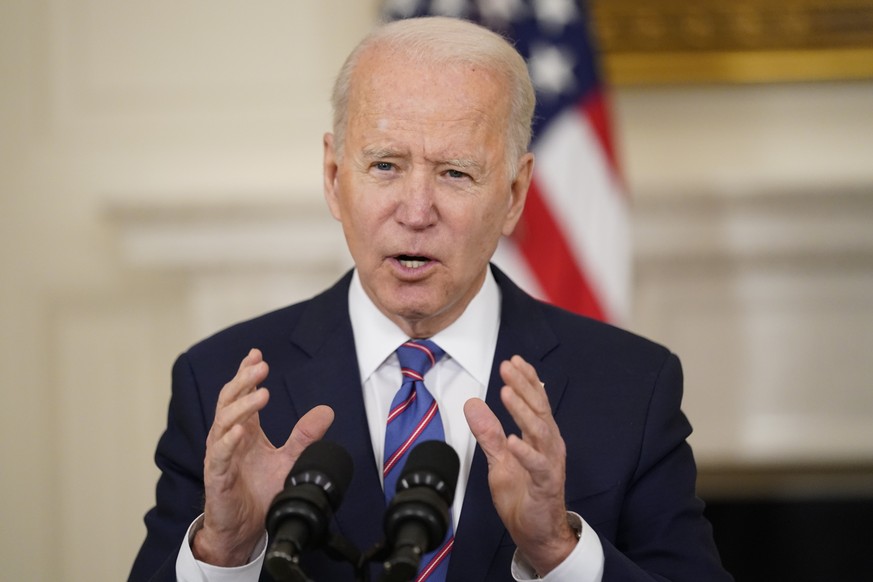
578,90,622,186
579,91,630,216
515,178,606,320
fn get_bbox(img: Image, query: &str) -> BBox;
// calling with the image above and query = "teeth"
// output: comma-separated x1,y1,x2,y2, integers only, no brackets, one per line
399,259,428,269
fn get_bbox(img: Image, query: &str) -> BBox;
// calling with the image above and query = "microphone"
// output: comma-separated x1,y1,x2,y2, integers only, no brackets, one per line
265,440,353,582
380,440,460,582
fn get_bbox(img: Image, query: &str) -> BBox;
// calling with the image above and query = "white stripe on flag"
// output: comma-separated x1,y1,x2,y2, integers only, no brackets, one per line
532,108,631,322
492,237,546,302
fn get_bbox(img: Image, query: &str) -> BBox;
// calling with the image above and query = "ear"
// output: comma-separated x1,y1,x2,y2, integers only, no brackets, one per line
501,152,534,237
323,132,342,221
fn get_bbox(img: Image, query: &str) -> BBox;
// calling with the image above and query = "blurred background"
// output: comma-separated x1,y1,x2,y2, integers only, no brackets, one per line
1,1,871,579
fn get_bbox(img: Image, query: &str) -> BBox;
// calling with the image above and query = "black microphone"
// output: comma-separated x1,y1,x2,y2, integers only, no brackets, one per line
265,440,353,582
380,440,460,582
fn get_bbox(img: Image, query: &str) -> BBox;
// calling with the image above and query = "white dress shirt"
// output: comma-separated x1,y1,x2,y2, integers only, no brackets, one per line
350,268,497,528
176,269,604,581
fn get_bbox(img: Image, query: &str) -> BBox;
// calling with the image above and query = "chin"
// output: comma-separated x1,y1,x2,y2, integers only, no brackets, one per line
370,275,457,327
380,292,445,326
386,298,438,322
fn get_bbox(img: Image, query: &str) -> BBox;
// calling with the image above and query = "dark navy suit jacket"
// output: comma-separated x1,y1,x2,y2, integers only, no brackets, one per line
130,266,731,581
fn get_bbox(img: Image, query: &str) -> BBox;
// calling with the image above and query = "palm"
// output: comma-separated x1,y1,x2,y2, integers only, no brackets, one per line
226,412,295,527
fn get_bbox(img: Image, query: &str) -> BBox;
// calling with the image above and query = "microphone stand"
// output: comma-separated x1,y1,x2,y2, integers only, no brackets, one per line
269,532,386,582
270,535,416,582
325,533,370,582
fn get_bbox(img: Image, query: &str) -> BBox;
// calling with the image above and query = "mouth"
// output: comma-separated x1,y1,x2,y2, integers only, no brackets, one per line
394,254,435,270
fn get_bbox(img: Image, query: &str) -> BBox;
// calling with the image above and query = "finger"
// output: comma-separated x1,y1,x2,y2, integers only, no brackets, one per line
216,349,269,409
505,432,561,487
207,422,247,480
206,386,271,478
283,405,336,457
499,358,552,433
463,398,510,465
500,403,566,496
500,356,549,415
508,354,542,386
499,360,564,460
209,386,270,444
499,384,553,444
240,347,263,366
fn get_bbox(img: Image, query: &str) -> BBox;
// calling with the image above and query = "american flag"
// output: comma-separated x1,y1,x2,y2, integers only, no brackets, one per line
382,0,630,323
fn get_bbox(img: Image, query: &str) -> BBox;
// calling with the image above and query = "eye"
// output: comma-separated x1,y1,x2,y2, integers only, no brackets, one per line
445,169,468,179
373,161,394,172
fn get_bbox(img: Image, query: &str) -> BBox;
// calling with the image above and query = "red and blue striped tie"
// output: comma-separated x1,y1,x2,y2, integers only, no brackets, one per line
383,339,453,581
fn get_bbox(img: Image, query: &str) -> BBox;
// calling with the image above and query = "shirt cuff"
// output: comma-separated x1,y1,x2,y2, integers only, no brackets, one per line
510,512,604,582
175,514,267,582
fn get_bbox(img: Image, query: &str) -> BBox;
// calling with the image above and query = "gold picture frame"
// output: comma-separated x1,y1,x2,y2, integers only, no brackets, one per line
589,0,873,85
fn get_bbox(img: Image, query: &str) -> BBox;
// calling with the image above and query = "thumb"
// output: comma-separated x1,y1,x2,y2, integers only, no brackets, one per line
284,404,335,458
464,398,508,463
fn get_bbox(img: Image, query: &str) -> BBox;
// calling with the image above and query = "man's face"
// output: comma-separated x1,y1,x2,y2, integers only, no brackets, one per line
323,48,533,337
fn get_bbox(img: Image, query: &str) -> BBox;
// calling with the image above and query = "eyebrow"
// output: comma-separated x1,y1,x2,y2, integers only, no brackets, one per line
360,147,482,172
361,146,406,160
442,158,481,170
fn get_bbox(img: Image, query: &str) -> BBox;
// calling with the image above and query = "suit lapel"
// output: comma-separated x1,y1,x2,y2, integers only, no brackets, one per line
281,272,387,555
448,266,568,581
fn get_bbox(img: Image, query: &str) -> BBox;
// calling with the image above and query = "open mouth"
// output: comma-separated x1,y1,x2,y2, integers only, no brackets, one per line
396,254,431,269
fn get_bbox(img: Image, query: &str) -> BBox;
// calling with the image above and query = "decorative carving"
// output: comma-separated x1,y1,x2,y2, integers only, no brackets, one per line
589,0,873,84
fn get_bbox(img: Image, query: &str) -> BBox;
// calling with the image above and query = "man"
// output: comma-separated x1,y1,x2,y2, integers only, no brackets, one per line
130,16,731,582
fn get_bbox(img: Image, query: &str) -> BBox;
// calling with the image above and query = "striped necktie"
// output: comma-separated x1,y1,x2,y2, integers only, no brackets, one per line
383,339,453,581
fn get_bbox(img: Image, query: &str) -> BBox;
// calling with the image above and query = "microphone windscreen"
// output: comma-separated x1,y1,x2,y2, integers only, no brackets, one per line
288,440,354,509
397,440,460,504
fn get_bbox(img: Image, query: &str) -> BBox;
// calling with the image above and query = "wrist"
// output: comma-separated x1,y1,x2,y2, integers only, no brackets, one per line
192,522,260,567
522,516,580,576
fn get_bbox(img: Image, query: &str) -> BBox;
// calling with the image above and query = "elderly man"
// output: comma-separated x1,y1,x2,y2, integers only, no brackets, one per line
130,16,731,582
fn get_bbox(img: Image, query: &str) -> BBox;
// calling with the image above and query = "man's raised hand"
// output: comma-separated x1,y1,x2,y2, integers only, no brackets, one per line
193,349,335,566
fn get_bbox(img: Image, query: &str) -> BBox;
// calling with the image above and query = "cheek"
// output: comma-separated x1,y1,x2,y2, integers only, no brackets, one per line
451,209,505,259
341,201,396,259
476,199,512,235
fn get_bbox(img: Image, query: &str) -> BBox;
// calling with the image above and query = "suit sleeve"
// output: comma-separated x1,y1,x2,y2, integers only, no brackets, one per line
600,353,733,581
128,353,211,582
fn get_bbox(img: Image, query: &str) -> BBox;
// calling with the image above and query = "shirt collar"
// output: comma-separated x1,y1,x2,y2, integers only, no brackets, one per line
348,268,501,388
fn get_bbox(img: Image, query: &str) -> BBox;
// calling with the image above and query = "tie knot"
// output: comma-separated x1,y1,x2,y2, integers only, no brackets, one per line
397,339,445,380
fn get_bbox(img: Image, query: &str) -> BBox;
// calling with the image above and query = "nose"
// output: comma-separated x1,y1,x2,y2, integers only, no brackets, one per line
395,169,437,229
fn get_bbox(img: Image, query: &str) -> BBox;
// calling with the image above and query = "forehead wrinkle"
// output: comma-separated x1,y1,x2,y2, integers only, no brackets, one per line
360,133,485,168
352,104,501,174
